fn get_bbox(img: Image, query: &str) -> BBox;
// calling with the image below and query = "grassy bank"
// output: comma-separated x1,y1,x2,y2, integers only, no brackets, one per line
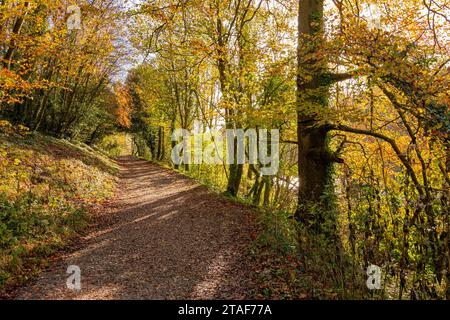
0,121,118,291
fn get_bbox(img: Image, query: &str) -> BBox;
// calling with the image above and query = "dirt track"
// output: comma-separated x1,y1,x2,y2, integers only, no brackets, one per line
13,157,257,299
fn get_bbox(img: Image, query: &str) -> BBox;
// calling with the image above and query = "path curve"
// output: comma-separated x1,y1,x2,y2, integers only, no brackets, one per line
13,157,257,299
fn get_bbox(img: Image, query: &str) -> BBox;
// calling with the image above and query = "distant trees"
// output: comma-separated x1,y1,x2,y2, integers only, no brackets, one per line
128,0,296,193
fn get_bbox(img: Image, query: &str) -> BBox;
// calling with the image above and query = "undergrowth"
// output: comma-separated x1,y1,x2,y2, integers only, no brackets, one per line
0,121,118,291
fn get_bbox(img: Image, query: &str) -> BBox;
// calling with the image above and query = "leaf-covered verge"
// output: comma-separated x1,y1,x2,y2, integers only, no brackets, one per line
0,121,118,291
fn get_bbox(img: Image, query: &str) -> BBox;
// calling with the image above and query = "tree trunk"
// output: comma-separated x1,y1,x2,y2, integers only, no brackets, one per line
254,177,264,206
295,0,335,228
157,126,162,160
263,176,272,207
160,127,165,160
170,117,179,170
3,2,30,69
227,161,243,196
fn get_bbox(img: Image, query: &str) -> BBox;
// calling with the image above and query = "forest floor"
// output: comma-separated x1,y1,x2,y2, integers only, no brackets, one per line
8,156,260,299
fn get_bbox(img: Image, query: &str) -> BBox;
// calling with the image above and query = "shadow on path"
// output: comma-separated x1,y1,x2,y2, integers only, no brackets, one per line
13,157,257,299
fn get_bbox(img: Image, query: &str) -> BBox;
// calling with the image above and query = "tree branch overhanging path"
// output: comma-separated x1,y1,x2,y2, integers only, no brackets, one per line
12,157,257,300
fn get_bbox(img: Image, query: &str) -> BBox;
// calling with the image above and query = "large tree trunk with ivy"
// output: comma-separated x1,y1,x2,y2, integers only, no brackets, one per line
296,0,340,229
